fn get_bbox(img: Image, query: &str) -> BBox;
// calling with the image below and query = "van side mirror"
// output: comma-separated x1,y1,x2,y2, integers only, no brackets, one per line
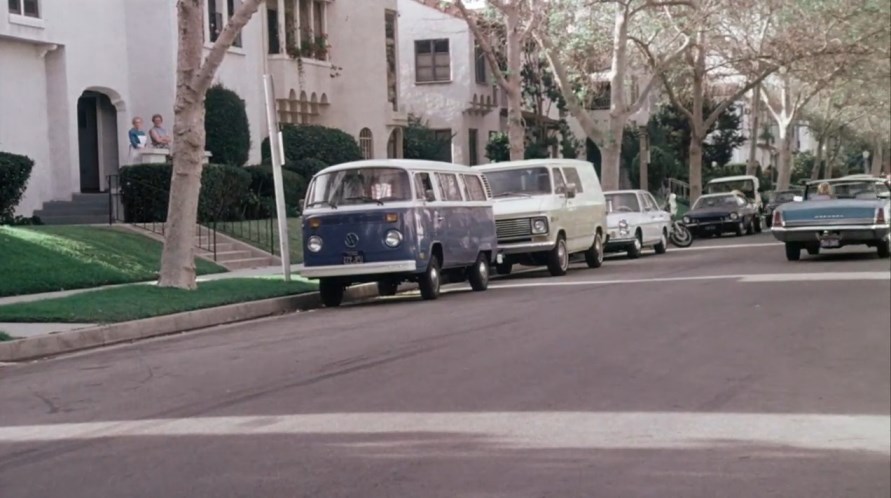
793,195,803,202
425,189,436,202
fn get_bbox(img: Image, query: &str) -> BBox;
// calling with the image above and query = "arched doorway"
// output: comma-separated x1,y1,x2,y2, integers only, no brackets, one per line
585,138,602,179
387,128,403,159
77,90,119,192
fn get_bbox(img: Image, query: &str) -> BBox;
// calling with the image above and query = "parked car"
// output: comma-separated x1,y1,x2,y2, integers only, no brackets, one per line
476,159,607,276
298,160,499,307
683,191,761,237
706,175,764,231
771,176,891,260
603,190,671,258
763,188,803,228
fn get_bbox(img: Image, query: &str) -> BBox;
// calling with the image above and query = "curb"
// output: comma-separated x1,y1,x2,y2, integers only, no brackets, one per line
0,283,381,363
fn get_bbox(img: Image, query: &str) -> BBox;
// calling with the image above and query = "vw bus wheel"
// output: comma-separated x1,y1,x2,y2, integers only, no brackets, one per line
419,256,441,300
319,279,344,308
877,235,890,258
547,235,569,276
584,232,604,268
627,233,643,259
468,253,490,292
377,280,399,297
654,231,668,254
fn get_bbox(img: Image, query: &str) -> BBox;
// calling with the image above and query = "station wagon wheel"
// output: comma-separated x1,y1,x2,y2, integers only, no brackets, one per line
419,255,441,300
627,232,642,259
785,242,801,261
654,230,668,254
468,253,490,291
547,235,570,276
806,244,820,256
878,235,891,259
584,232,604,268
319,279,345,307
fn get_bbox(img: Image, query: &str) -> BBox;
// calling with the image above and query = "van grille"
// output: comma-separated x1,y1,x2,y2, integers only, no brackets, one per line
496,218,532,240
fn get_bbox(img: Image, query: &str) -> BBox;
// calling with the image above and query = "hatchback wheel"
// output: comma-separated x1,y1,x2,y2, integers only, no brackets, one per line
654,231,668,254
627,233,642,259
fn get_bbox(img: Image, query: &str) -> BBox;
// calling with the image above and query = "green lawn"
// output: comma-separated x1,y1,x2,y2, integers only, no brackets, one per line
0,278,317,324
0,226,226,297
0,332,13,342
216,217,304,264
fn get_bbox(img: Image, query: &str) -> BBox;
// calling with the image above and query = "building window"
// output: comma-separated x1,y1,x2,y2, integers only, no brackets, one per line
359,128,374,159
434,129,453,162
207,0,242,46
468,128,479,166
415,39,450,83
267,7,280,54
8,0,39,17
474,44,487,85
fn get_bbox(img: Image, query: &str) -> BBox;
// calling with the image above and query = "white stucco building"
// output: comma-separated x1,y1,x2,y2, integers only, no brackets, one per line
396,0,504,166
1,0,405,217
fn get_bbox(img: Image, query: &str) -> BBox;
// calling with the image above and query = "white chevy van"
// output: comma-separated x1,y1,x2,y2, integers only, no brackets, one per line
477,159,607,276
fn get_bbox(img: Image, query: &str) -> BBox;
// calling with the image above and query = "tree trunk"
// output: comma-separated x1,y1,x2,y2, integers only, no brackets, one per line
811,136,825,180
689,138,704,201
872,140,883,176
746,86,760,176
775,124,793,190
505,10,525,161
599,123,624,190
639,127,649,191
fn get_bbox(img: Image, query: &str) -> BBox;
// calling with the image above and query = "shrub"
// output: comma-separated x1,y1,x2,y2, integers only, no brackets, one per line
261,124,362,166
0,152,35,223
283,158,328,179
120,163,252,223
205,85,251,166
485,132,510,163
245,165,307,217
403,114,453,161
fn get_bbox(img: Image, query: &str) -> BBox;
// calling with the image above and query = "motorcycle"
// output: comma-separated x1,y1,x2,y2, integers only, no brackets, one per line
664,195,693,248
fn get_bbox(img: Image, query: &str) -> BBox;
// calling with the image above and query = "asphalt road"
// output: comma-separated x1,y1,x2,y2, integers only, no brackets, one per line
1,233,889,498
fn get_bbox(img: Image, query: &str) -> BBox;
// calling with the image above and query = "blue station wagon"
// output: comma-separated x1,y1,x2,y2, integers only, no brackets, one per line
297,160,499,307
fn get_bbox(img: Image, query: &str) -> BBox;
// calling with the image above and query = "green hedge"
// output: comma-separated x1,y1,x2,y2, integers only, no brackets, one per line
205,85,251,166
0,152,35,223
283,158,328,179
120,164,252,223
245,164,307,217
261,124,362,166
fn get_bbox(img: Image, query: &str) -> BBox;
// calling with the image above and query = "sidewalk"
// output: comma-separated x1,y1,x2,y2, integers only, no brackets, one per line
0,265,307,340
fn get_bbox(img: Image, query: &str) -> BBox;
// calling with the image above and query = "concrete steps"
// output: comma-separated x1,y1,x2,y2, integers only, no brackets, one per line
34,193,109,225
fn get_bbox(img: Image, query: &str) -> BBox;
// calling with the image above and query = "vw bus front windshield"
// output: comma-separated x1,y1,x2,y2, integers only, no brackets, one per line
306,167,412,208
485,167,552,197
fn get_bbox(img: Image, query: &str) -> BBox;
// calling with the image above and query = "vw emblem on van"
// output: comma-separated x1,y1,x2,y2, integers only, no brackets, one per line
345,233,360,248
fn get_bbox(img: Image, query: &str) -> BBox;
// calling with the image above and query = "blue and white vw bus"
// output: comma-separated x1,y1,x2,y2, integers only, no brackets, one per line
298,160,499,307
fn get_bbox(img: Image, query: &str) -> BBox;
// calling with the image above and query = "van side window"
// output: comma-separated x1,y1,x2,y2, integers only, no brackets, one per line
552,168,566,193
436,173,463,201
463,174,487,201
415,172,435,200
563,167,584,192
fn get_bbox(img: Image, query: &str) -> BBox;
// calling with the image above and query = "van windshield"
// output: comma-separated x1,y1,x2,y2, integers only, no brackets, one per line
306,167,412,207
485,167,552,197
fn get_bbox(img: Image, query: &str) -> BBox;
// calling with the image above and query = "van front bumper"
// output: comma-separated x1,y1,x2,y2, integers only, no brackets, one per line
497,239,556,254
298,260,419,278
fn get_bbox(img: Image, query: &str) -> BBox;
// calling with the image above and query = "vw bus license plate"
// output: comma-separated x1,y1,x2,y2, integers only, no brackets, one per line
343,252,364,264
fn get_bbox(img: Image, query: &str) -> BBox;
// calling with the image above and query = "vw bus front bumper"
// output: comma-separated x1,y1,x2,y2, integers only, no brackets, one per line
298,260,419,278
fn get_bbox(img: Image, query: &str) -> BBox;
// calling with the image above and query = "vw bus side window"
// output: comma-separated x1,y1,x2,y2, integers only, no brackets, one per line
415,172,436,201
305,167,411,208
436,173,464,201
463,174,487,201
563,167,584,192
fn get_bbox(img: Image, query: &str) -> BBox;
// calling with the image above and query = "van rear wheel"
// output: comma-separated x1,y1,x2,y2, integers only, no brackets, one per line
468,253,490,291
418,255,441,300
584,232,604,268
547,235,569,276
319,279,344,307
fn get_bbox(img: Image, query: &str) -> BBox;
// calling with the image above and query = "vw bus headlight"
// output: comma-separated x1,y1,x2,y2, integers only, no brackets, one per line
307,235,323,253
384,229,403,248
531,217,548,234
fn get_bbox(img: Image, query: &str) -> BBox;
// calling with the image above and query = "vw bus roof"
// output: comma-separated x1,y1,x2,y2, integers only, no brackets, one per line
475,158,595,172
315,159,475,175
706,175,758,183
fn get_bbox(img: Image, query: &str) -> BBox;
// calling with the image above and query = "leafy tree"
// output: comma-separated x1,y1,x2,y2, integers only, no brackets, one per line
204,84,251,166
403,114,453,161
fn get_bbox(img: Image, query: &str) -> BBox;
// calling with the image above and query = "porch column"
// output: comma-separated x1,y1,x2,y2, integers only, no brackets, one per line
277,0,286,54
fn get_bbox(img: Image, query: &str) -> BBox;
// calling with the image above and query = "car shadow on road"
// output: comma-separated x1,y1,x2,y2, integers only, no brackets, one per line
798,253,886,263
0,431,887,498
